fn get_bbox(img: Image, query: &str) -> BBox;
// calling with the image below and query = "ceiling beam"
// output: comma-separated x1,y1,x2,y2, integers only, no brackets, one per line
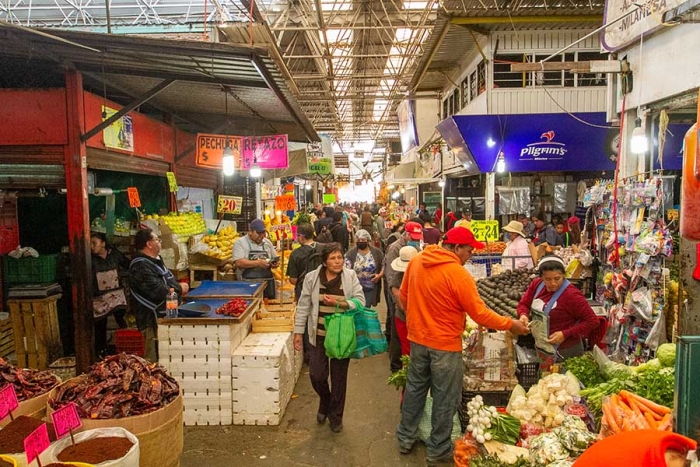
450,15,602,25
411,19,450,92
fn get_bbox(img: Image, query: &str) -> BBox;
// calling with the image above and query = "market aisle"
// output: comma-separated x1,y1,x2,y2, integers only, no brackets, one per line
180,300,433,467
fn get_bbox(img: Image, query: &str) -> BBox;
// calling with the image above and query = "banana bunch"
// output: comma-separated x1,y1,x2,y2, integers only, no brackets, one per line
201,226,239,261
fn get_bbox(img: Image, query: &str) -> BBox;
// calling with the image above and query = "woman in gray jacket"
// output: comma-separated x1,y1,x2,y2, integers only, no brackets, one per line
293,242,364,434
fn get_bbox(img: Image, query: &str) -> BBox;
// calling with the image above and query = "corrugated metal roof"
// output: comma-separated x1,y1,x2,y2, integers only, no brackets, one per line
0,24,319,142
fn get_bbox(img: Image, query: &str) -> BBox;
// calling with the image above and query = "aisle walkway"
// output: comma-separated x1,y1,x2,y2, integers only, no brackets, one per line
181,302,434,467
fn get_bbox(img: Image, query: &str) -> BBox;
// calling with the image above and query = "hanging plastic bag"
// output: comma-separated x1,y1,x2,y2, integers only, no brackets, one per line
630,287,653,321
45,427,140,467
418,395,462,444
646,311,667,351
324,306,357,360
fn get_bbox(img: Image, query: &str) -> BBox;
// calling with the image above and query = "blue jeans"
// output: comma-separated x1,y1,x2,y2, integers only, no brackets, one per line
396,342,462,460
362,286,376,309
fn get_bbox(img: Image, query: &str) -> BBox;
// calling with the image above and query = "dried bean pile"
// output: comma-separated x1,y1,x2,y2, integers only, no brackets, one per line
49,353,179,419
0,357,60,401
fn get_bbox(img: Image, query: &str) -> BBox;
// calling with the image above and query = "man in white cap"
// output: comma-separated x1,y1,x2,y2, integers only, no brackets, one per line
389,246,419,358
396,227,529,465
501,220,534,270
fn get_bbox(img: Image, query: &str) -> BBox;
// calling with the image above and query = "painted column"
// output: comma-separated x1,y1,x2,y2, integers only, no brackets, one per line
485,172,496,220
64,70,94,372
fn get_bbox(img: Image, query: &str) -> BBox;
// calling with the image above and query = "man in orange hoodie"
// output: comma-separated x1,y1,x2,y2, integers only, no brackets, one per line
396,227,529,465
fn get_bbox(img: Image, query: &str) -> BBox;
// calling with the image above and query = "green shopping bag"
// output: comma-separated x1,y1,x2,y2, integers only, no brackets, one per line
324,305,357,359
348,298,388,359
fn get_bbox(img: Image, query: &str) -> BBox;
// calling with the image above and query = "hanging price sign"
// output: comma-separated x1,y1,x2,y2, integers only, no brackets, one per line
166,172,178,192
0,384,19,421
274,194,296,212
126,187,141,208
217,195,243,215
469,220,500,242
24,423,50,465
51,402,82,439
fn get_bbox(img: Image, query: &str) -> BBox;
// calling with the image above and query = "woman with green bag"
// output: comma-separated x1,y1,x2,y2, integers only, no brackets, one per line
294,242,365,433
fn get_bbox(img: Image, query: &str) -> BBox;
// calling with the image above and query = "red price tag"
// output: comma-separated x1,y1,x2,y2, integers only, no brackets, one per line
51,403,82,439
0,384,19,421
24,423,50,465
127,187,141,208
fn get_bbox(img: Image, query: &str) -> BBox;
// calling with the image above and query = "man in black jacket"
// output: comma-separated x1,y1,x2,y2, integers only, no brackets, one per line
329,211,349,253
129,228,188,362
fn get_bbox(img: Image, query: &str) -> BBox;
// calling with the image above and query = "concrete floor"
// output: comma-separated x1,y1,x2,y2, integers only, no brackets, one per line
180,300,438,467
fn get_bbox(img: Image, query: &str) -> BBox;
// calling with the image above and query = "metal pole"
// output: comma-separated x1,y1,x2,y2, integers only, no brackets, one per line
105,0,112,34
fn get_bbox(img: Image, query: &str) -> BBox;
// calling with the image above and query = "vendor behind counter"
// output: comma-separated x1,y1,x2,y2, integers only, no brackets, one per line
517,254,599,363
232,219,279,300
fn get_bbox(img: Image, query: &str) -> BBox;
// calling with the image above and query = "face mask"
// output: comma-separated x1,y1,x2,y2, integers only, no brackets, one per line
407,240,421,249
356,242,368,250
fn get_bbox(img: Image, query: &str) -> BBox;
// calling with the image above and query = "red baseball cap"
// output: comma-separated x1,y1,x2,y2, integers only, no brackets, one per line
443,227,485,249
405,221,424,240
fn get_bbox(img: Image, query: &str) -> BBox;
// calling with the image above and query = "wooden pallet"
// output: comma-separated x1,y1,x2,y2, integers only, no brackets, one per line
0,318,13,359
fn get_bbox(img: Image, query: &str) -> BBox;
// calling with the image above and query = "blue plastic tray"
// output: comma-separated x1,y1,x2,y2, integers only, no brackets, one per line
186,280,264,298
171,298,256,321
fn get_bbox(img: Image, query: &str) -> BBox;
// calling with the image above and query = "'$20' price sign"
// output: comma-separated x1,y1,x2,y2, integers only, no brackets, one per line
51,402,82,439
217,195,243,215
469,220,500,242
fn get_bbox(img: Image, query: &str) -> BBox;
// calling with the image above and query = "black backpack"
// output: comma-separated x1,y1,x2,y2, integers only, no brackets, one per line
295,242,325,294
317,226,333,244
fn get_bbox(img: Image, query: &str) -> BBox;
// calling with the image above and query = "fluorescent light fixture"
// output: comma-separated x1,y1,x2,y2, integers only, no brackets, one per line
630,118,648,154
222,144,235,176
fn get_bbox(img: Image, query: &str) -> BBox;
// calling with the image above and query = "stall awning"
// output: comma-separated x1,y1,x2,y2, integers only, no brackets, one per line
438,112,622,173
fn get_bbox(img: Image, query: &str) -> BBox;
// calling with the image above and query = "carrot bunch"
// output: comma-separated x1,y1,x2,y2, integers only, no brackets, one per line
600,390,673,437
453,435,480,467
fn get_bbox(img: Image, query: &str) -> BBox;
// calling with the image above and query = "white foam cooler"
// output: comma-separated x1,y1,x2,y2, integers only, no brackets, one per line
232,332,299,425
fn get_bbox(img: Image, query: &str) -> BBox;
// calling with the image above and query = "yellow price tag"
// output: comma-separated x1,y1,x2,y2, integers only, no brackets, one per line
166,172,178,192
217,195,243,215
469,220,500,242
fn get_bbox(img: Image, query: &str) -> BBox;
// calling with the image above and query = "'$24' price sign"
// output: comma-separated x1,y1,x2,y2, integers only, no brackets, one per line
469,220,500,242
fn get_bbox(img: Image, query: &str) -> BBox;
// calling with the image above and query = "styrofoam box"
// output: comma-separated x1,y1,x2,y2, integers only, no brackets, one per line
233,411,283,426
184,403,233,426
232,332,293,369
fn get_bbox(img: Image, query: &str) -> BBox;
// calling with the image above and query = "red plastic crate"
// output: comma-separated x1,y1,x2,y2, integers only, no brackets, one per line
115,329,146,357
0,226,19,255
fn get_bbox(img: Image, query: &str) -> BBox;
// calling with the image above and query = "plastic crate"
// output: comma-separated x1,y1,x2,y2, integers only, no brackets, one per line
0,227,19,255
2,254,59,284
459,389,512,431
516,362,540,391
115,329,146,357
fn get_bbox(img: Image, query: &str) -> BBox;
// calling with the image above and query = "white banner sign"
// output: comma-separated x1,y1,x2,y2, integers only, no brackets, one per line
602,0,685,51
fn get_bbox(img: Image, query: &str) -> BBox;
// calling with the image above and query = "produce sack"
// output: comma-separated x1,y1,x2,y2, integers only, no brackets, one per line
46,427,139,467
324,307,357,360
348,299,387,359
417,396,461,444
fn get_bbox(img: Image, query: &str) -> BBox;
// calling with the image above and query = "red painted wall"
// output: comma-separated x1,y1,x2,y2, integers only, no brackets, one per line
83,92,176,163
0,89,68,145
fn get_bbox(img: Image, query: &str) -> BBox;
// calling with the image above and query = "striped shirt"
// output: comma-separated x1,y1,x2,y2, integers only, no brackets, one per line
316,267,346,337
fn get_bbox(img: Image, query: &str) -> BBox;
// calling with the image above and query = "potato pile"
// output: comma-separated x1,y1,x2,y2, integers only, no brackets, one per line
477,269,536,318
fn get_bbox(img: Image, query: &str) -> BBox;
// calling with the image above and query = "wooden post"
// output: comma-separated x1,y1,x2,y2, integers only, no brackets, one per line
65,70,94,372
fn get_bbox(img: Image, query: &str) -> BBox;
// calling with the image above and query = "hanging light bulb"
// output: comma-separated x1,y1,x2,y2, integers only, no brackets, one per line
399,187,405,194
438,178,446,188
305,183,312,190
392,191,400,199
250,157,262,178
496,151,506,173
630,118,648,154
222,142,235,176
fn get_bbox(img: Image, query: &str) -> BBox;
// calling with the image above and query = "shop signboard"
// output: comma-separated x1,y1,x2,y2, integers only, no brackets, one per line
323,193,336,204
196,134,241,169
217,195,243,215
275,194,296,211
166,172,178,192
308,157,333,175
102,106,134,152
469,220,500,242
241,134,289,170
447,113,619,173
127,187,141,208
601,0,686,51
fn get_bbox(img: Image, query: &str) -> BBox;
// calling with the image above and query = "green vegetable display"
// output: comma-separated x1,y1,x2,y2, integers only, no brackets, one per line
634,366,675,408
487,413,522,446
634,358,662,374
468,454,532,467
657,343,676,367
563,355,605,388
579,378,637,416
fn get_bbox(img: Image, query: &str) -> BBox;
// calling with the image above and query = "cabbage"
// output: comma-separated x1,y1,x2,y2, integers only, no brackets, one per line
602,361,633,381
634,358,662,373
657,343,676,367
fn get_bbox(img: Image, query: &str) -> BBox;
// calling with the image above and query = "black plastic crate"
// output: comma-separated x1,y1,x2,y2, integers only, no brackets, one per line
459,389,512,431
516,362,540,391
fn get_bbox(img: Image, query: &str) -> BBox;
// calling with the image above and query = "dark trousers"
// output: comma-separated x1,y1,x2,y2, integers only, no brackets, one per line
386,292,402,373
308,336,350,425
94,308,127,355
